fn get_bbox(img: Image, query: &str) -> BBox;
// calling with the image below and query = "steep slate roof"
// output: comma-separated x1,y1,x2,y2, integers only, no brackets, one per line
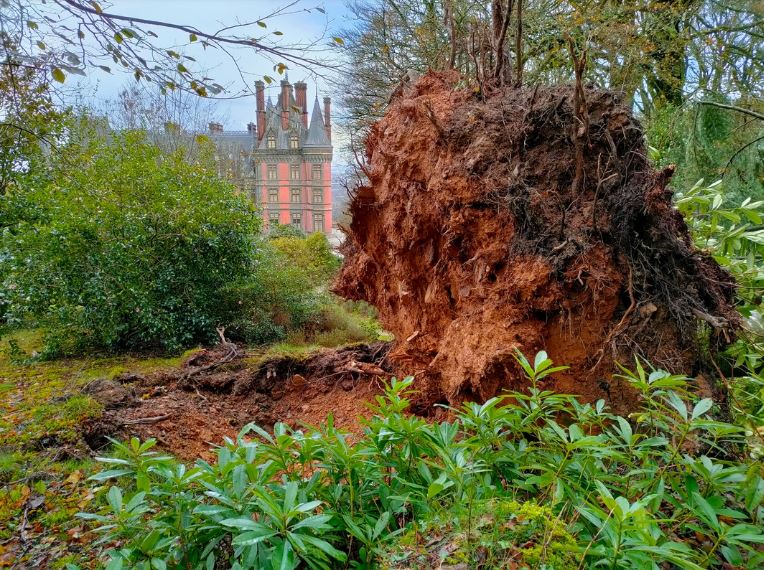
303,98,331,148
208,131,254,146
254,92,331,151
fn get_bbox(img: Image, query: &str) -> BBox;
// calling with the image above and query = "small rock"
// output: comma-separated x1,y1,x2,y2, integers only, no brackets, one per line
27,495,45,510
340,379,354,391
290,374,306,388
36,435,60,449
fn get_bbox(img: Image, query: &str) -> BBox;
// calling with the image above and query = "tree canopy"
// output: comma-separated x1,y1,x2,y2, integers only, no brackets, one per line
334,0,764,197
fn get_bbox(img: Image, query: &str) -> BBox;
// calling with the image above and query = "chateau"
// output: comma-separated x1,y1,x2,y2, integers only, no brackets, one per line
207,79,333,234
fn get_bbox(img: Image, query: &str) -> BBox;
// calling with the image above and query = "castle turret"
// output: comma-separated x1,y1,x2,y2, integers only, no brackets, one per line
304,97,331,148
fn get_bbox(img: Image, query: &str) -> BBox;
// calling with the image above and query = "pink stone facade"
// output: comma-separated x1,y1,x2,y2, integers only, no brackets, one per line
208,79,332,234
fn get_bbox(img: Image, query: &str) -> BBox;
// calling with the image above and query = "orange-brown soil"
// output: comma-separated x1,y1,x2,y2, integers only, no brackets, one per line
334,71,738,411
83,343,392,460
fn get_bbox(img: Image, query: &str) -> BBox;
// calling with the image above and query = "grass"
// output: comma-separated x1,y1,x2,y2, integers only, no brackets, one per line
0,328,197,568
0,330,193,450
293,299,386,348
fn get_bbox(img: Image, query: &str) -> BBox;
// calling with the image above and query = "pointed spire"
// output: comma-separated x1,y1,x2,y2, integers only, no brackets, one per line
311,96,323,122
304,96,331,147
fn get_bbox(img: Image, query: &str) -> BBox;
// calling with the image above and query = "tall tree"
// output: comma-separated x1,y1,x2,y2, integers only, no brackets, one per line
335,0,764,120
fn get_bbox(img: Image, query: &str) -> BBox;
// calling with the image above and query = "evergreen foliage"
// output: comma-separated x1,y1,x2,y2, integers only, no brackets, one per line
81,355,764,569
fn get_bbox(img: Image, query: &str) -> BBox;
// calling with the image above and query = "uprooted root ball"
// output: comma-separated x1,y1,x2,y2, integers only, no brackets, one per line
334,71,738,410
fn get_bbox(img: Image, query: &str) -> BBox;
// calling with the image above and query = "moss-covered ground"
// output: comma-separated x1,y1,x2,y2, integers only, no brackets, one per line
0,330,196,568
0,302,386,567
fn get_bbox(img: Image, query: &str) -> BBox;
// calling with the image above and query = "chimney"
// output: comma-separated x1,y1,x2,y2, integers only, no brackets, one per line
255,80,265,141
247,122,256,136
208,122,223,134
280,79,291,130
323,96,331,142
294,81,308,128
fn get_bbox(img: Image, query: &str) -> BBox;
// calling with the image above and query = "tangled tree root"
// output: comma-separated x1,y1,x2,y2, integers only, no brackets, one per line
334,71,738,411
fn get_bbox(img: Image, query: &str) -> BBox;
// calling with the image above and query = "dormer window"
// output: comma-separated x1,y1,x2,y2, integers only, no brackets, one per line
289,134,299,149
266,134,276,149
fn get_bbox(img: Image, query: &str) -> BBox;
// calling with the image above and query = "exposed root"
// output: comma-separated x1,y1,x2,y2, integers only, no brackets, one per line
179,327,241,389
334,71,739,411
589,266,636,372
121,414,173,425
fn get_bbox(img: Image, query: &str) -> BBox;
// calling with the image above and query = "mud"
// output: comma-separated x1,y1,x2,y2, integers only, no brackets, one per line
334,71,738,411
82,342,392,460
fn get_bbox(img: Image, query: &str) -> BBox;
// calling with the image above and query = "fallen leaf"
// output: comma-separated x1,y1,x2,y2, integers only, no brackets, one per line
65,470,82,485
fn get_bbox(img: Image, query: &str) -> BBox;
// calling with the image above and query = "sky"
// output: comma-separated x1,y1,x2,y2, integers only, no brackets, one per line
73,0,351,131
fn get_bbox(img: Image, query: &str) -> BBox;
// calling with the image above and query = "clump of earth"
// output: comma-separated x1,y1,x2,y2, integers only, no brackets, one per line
334,71,737,410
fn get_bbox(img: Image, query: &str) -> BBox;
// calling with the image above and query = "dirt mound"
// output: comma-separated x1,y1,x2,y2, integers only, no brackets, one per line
82,378,137,409
334,71,738,410
82,343,392,460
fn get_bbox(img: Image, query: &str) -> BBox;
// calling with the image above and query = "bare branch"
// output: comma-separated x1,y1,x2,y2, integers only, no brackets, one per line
699,100,764,122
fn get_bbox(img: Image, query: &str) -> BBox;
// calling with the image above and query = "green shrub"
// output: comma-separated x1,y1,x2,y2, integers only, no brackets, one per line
673,178,764,451
280,299,381,348
82,352,764,569
309,301,380,347
268,223,307,240
271,232,341,285
645,100,764,203
1,127,322,354
219,248,324,346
